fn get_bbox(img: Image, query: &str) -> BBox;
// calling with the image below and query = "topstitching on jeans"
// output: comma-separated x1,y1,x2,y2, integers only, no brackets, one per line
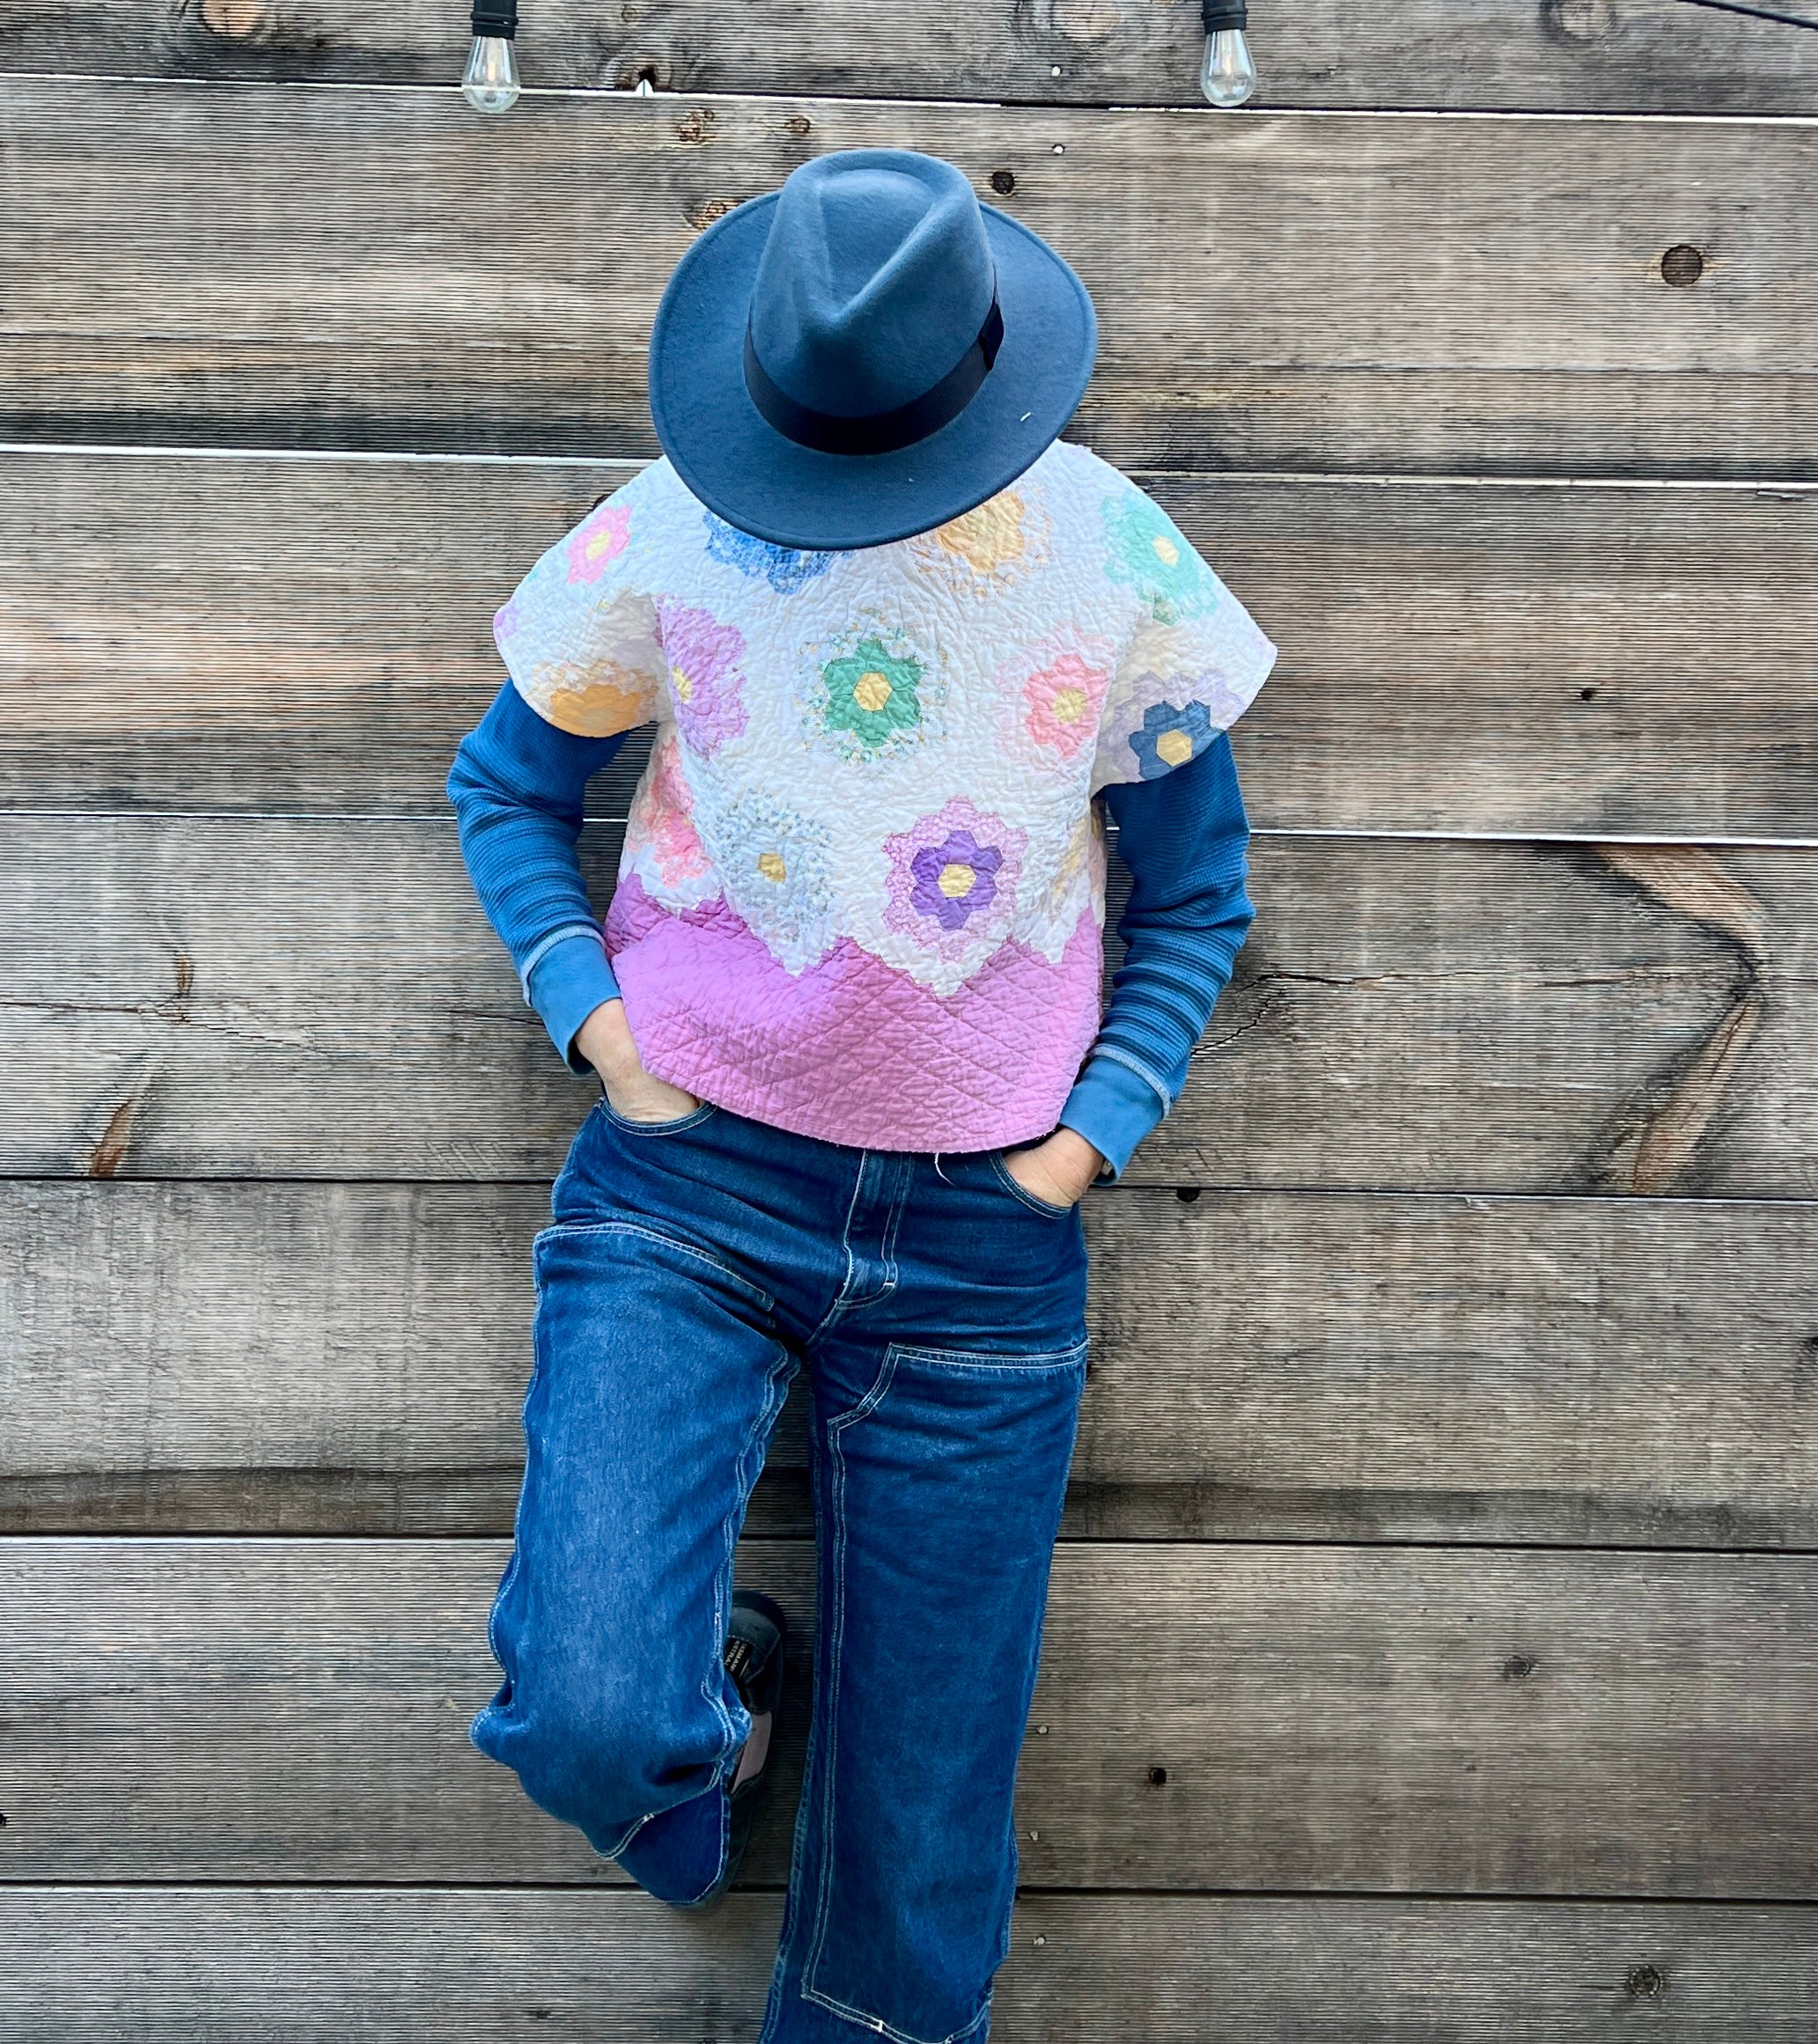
803,1152,909,1346
594,1093,721,1138
879,1336,1091,1377
984,1146,1078,1219
800,1979,994,2044
802,1342,900,2021
532,1217,776,1312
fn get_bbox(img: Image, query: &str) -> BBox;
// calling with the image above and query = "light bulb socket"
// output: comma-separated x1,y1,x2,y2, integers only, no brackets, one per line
470,0,517,37
1201,0,1247,27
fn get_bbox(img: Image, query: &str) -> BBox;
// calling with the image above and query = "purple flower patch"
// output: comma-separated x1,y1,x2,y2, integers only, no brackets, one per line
884,798,1026,963
909,831,1003,930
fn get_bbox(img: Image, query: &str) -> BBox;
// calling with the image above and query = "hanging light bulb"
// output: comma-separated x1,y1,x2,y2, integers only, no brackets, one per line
1199,0,1257,107
462,0,521,114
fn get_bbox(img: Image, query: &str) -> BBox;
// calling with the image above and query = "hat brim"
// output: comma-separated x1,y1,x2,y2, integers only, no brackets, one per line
647,193,1097,553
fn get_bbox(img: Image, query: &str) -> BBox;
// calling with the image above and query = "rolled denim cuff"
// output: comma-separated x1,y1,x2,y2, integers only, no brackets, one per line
526,928,622,1074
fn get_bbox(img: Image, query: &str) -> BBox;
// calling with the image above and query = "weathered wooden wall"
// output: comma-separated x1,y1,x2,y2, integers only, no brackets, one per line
2,0,1814,2033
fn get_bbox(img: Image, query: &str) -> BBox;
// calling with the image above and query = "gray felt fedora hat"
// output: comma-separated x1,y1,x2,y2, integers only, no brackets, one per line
646,147,1097,553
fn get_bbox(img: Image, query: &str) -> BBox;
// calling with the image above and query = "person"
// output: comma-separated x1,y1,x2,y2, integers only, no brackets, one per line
447,146,1275,2043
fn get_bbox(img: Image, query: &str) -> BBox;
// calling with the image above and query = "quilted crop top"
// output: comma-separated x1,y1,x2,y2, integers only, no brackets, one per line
488,437,1277,1154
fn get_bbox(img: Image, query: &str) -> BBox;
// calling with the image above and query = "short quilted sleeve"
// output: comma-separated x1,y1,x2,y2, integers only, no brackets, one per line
1090,482,1277,792
490,467,671,738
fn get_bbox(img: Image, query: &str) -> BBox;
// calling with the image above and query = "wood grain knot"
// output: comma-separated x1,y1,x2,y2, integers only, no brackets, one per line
686,197,735,232
88,1095,142,1179
990,169,1017,195
1500,1654,1538,1680
1540,0,1618,44
785,115,813,137
676,107,717,143
199,0,269,39
1661,245,1704,288
1625,1964,1668,2000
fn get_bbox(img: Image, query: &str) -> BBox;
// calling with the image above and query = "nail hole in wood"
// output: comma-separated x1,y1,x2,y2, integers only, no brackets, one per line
1175,1187,1202,1203
1661,245,1704,287
990,169,1017,195
1625,1964,1667,2000
1579,687,1598,701
1147,1765,1168,1787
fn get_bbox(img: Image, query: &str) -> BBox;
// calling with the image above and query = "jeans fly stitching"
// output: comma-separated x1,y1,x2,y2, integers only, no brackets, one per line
806,1152,873,1344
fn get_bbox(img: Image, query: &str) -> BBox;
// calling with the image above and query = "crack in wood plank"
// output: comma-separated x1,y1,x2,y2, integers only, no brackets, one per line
1590,846,1768,1196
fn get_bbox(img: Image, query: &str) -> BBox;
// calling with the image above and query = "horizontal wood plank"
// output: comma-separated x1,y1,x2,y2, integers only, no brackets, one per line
4,1538,1815,1893
7,1180,1818,1548
3,1888,1815,2041
4,816,1811,1195
6,452,1815,836
3,83,1815,475
7,0,1818,114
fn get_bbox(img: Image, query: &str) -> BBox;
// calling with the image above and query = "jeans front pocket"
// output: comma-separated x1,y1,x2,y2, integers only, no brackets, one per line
986,1145,1078,1219
595,1091,720,1138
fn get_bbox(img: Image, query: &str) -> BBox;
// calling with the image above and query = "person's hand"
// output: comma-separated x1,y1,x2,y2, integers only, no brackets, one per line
575,999,701,1123
1001,1128,1105,1209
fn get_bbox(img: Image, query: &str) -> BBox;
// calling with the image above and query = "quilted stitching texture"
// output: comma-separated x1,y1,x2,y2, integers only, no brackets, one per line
496,439,1276,1150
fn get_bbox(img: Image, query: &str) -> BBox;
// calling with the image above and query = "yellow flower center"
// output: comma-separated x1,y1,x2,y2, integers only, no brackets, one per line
852,669,894,713
938,862,975,900
1156,728,1195,767
669,663,693,702
1049,686,1087,725
757,850,788,882
586,529,618,563
1152,533,1180,568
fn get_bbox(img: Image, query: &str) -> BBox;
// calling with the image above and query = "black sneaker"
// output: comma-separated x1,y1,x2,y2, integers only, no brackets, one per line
680,1587,788,1912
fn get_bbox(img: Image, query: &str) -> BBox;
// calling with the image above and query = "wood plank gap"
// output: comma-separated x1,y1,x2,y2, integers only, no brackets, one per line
7,70,1818,128
8,807,1818,852
8,441,1818,491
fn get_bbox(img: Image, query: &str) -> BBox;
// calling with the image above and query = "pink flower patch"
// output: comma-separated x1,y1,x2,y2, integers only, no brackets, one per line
565,502,632,585
492,592,523,646
632,731,710,886
657,598,748,754
1023,649,1111,759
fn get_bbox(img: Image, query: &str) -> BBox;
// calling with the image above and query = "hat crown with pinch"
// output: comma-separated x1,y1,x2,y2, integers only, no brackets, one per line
747,151,998,424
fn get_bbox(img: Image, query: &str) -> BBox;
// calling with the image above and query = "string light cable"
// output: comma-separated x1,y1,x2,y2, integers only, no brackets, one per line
1200,0,1818,107
1668,0,1818,28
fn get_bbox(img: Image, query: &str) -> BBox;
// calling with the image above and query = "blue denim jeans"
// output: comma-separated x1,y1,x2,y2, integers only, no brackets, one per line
471,1094,1090,2044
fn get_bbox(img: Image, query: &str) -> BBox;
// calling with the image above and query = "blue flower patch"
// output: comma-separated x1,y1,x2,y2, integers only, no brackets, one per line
1128,699,1216,779
703,511,835,594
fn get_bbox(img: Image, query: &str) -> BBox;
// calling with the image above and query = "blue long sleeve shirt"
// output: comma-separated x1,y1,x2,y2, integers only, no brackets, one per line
448,679,1254,1179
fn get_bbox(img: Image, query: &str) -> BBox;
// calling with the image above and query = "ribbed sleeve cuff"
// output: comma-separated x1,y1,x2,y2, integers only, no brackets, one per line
1056,1050,1173,1183
526,929,622,1074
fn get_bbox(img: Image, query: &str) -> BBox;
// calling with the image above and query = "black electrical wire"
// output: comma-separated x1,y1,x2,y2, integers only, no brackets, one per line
1667,0,1818,29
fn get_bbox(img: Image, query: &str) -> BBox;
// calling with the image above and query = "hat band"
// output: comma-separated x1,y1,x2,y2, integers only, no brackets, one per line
743,296,1005,457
